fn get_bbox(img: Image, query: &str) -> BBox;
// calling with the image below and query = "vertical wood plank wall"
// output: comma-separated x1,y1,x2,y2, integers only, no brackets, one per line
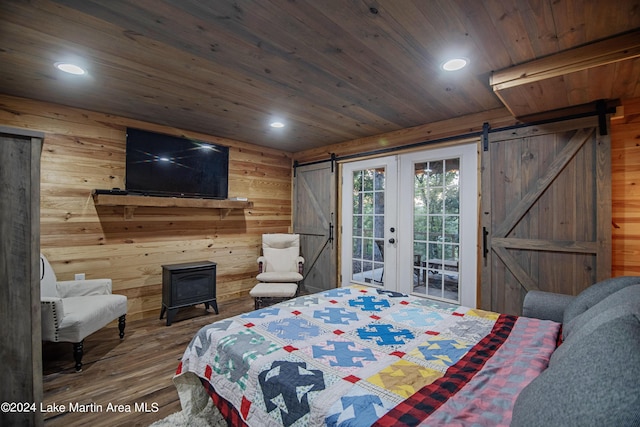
611,97,640,276
0,94,293,320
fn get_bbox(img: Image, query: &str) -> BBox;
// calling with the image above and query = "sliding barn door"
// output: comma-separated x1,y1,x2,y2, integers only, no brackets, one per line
480,117,611,315
293,161,337,294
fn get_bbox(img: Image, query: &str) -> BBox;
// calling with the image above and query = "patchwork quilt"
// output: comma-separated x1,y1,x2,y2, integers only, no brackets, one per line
174,285,560,427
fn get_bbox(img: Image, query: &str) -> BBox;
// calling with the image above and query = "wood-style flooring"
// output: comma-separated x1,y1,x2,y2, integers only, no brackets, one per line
42,297,255,427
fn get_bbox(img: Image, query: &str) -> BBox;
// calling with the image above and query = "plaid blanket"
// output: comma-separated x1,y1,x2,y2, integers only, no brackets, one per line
175,285,560,426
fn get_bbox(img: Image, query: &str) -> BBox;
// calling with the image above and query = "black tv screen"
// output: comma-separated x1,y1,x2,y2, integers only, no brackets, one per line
125,128,229,199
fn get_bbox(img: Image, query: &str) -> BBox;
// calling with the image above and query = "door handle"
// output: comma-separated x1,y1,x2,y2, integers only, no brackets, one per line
483,227,489,258
389,238,396,244
329,222,334,243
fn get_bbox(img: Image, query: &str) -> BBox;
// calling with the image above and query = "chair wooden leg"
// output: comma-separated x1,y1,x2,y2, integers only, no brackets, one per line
118,314,126,339
73,340,84,372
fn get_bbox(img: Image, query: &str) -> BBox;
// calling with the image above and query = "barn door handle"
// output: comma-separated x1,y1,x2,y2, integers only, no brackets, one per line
329,213,334,245
482,227,489,258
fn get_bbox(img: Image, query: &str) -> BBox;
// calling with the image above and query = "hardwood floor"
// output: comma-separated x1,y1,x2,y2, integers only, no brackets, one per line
42,297,255,427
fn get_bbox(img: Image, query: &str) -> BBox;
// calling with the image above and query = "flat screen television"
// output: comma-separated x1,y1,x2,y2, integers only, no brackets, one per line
125,128,229,199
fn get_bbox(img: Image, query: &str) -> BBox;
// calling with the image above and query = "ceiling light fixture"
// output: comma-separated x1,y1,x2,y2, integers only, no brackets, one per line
54,62,87,75
270,121,285,128
442,58,468,71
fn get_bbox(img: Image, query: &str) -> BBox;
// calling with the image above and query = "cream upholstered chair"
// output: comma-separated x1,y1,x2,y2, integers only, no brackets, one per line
40,254,127,372
250,234,304,309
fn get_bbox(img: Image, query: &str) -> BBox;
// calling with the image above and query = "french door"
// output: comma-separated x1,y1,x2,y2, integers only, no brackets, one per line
341,143,478,307
341,156,398,289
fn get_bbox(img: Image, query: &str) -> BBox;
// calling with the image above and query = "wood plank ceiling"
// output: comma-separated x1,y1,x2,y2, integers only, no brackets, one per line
0,0,639,151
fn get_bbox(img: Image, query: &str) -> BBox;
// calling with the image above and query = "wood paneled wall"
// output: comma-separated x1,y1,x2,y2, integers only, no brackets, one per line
293,107,519,164
611,97,640,277
0,94,293,320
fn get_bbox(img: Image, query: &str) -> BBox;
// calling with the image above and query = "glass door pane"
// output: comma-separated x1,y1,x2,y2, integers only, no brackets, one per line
352,167,385,285
412,158,460,303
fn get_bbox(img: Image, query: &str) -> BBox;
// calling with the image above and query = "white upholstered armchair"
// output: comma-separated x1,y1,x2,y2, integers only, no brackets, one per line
40,254,127,371
250,234,304,309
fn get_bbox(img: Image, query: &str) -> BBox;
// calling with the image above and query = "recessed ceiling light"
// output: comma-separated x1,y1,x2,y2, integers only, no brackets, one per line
55,62,86,75
270,121,285,128
442,58,468,71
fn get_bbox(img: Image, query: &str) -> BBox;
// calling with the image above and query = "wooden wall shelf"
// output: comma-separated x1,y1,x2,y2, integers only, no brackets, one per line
92,191,252,219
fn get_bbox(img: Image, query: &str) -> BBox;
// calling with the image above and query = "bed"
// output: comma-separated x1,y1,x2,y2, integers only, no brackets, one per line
174,285,560,426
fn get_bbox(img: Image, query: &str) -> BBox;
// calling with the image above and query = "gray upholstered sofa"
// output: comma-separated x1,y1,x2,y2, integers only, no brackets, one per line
511,276,640,427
